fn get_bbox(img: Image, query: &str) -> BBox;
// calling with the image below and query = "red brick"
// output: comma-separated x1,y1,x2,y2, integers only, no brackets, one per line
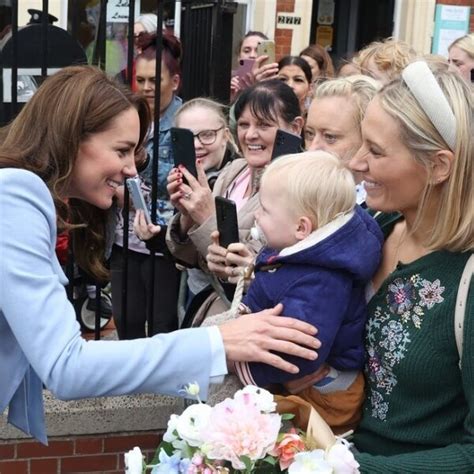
0,444,15,459
30,458,58,474
17,440,73,458
103,434,160,453
75,438,103,455
61,454,118,472
0,460,28,474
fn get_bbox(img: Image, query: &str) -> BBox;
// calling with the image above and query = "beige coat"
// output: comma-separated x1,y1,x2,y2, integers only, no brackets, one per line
166,158,263,319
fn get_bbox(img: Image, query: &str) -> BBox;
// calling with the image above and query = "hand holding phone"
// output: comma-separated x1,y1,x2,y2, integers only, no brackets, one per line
171,127,197,182
215,196,239,248
271,129,303,160
126,177,151,224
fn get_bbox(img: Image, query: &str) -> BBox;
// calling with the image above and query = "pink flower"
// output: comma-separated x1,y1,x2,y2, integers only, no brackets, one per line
271,429,306,470
200,395,281,470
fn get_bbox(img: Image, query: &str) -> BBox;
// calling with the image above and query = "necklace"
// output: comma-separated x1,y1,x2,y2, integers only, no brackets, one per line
392,223,407,271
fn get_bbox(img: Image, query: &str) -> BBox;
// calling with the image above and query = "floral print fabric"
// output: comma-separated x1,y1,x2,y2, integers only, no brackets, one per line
365,274,445,421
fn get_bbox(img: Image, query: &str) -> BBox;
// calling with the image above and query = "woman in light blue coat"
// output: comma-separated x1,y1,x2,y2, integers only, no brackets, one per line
0,65,319,445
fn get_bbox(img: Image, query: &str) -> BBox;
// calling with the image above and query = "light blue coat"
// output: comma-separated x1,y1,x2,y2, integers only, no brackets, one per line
0,169,222,444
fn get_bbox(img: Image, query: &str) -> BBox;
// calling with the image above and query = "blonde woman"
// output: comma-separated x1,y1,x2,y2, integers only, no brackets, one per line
293,61,474,471
448,33,474,83
305,74,381,203
355,37,417,83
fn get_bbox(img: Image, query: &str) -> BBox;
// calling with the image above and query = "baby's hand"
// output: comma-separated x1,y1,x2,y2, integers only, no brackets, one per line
133,210,161,241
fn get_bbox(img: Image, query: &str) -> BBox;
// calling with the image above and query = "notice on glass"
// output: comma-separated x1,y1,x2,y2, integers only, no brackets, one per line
107,0,140,23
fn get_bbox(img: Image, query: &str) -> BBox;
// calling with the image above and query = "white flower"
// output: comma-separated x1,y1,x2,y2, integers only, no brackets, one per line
288,450,333,474
163,414,180,443
234,385,276,413
124,446,143,474
184,382,201,397
326,440,360,473
176,403,212,447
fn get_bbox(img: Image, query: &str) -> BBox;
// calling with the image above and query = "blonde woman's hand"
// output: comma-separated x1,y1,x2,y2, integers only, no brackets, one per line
207,231,229,279
133,210,161,241
177,160,215,226
219,304,321,373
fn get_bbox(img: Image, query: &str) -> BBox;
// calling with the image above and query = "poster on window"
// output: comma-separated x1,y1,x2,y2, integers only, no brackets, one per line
107,0,141,23
432,5,470,56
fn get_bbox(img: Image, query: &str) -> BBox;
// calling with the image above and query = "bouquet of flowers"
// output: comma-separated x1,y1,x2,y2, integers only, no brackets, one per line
124,384,359,474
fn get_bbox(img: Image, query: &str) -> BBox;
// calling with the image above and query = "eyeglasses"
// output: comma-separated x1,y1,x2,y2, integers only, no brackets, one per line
192,126,224,145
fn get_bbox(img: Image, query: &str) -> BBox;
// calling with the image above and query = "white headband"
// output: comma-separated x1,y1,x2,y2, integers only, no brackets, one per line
401,61,456,151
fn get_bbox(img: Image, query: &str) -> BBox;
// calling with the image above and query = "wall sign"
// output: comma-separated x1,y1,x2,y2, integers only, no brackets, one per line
276,12,303,30
432,5,470,56
317,0,335,25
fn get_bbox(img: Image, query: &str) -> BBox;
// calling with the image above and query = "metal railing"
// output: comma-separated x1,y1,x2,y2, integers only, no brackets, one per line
0,0,236,339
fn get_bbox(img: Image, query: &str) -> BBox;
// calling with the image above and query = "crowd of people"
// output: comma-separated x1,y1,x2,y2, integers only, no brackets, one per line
0,10,473,472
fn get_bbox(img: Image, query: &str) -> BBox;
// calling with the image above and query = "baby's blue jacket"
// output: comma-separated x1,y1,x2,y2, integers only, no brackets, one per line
243,206,383,386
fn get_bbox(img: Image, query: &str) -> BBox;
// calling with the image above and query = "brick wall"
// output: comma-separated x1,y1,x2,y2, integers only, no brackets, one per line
0,432,161,474
275,0,296,59
436,1,474,32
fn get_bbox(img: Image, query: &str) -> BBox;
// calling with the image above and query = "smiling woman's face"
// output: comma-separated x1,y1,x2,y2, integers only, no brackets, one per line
68,108,140,209
236,105,299,169
176,106,229,171
349,98,428,214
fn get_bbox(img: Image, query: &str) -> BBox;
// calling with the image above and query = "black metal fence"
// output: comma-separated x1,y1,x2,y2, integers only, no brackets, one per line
0,0,237,339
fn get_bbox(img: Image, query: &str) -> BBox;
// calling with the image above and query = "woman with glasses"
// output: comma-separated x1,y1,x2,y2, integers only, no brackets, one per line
110,31,182,339
136,98,239,316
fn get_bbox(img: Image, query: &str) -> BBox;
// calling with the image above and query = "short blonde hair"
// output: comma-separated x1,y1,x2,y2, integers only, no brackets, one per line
378,65,473,251
261,151,356,228
448,33,474,59
355,37,417,81
314,75,381,133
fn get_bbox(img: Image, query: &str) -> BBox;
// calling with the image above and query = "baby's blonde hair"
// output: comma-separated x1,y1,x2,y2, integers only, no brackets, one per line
261,151,356,228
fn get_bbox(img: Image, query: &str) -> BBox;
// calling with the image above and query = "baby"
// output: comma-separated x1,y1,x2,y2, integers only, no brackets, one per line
233,151,383,433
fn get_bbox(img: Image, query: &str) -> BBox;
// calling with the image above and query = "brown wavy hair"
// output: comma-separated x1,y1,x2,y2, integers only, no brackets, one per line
0,65,150,280
299,44,335,78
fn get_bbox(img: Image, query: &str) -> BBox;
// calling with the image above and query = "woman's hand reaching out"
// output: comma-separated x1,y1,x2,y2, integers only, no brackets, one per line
219,303,321,374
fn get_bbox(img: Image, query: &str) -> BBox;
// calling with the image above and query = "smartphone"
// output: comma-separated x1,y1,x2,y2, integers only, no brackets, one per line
234,58,255,82
126,177,151,224
215,196,239,249
256,39,275,64
170,127,197,181
271,129,302,160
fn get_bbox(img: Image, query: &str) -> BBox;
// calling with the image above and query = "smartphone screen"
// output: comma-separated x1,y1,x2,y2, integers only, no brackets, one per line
215,196,239,249
126,177,151,224
271,129,302,160
170,127,197,180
